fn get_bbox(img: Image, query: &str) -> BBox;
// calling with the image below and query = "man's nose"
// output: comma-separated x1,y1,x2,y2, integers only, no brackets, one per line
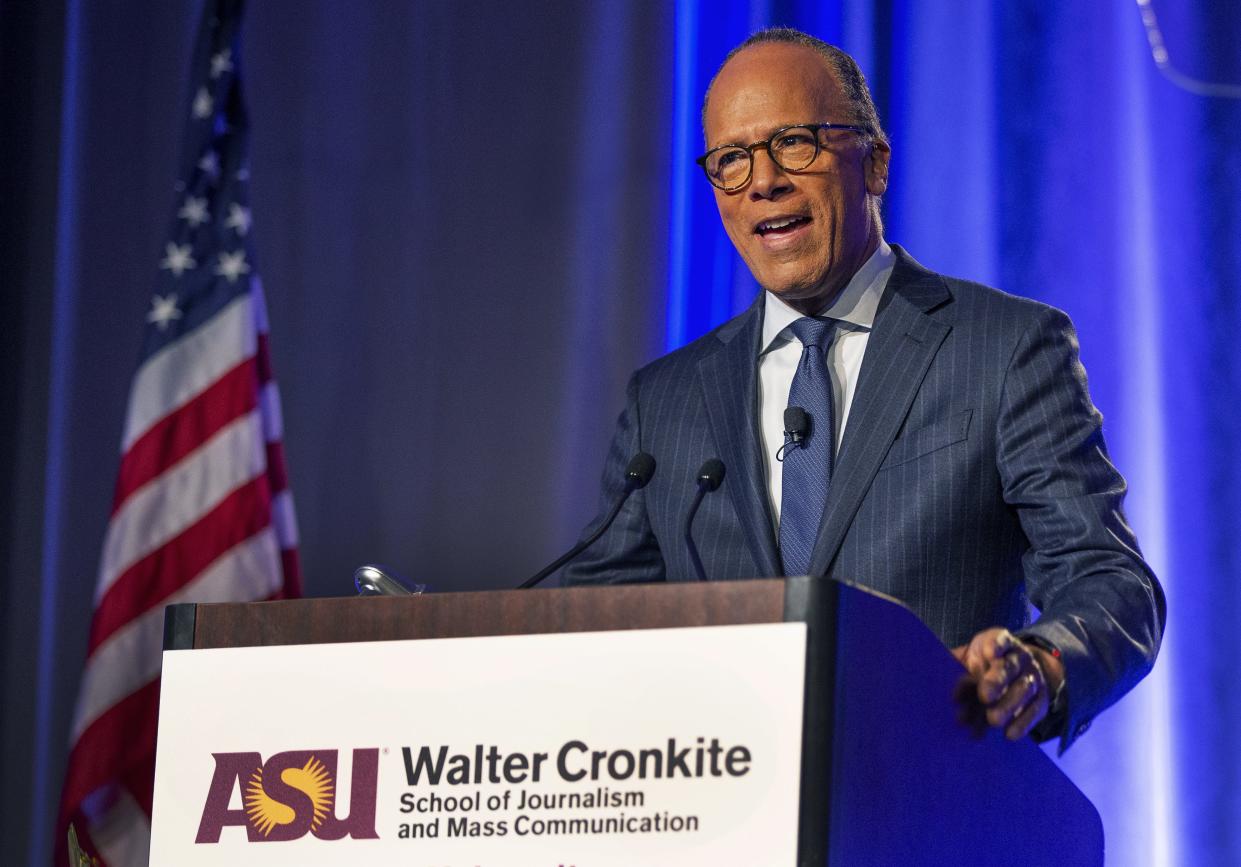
748,148,791,199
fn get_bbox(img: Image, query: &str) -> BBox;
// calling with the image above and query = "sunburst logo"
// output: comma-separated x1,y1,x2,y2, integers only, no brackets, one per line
197,748,380,844
244,755,334,836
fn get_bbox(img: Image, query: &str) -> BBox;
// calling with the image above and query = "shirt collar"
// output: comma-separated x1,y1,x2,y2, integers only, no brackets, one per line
760,238,895,354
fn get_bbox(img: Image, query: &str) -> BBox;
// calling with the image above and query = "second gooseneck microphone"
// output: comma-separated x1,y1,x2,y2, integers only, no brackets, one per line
518,452,656,588
683,458,726,582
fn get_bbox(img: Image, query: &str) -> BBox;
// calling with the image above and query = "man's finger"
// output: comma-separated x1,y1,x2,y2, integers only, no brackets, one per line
981,628,1017,665
986,670,1040,730
957,627,1013,678
978,628,1017,665
1005,686,1048,740
977,645,1027,704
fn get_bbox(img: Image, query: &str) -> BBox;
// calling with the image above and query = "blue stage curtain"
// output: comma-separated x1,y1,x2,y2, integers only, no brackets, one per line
667,2,1240,863
3,1,1237,863
670,0,1241,863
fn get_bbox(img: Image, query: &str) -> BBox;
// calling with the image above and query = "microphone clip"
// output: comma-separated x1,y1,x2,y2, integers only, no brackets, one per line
777,406,810,461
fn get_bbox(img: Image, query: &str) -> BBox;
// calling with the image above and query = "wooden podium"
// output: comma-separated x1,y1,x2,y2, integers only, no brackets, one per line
160,577,1103,866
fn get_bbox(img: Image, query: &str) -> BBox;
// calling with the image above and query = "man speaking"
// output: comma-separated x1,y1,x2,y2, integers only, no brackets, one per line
563,27,1164,751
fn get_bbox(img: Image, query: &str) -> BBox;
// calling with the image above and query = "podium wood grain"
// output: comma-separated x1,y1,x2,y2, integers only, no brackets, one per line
180,580,788,649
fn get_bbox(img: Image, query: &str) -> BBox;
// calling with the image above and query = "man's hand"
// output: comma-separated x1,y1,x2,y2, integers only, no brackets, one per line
951,628,1065,741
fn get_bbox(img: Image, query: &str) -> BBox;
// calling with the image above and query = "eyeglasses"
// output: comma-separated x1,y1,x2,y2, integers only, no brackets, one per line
696,123,870,191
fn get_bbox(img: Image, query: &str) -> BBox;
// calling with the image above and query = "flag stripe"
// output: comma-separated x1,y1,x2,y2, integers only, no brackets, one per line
120,293,255,451
255,327,274,382
88,472,272,655
258,376,283,440
113,361,286,524
112,355,261,513
123,750,158,822
97,410,266,603
65,540,285,814
265,439,289,493
91,788,152,867
62,680,162,835
251,275,271,334
279,546,302,590
272,488,299,549
74,618,167,745
74,528,283,741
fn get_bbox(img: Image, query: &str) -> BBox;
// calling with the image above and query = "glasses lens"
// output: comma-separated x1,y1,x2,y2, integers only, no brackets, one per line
771,127,819,171
706,147,751,189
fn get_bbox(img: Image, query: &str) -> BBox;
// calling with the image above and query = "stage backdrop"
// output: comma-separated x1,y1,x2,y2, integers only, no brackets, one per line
1,1,1237,865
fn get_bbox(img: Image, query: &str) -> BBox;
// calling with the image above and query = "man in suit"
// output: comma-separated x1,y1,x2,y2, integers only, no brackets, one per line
563,28,1164,750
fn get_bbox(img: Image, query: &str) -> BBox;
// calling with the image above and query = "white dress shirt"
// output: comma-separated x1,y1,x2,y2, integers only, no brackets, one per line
758,239,895,528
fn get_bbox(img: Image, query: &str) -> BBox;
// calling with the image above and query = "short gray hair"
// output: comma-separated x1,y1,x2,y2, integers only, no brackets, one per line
702,27,888,148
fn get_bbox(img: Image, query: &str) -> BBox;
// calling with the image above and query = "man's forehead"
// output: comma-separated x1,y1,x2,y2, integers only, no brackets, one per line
704,43,844,143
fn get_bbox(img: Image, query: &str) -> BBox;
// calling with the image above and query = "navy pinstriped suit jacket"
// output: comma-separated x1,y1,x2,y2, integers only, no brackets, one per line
563,246,1165,750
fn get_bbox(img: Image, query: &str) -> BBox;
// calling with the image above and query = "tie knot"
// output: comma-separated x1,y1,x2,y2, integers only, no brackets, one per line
788,316,835,349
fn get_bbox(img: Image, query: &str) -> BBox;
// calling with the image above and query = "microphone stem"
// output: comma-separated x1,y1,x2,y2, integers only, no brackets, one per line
518,481,636,589
683,485,710,582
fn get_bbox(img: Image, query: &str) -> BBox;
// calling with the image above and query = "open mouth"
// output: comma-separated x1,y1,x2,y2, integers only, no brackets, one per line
755,215,811,237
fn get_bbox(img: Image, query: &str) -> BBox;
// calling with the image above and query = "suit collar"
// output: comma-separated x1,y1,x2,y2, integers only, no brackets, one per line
760,239,896,352
880,244,953,315
807,244,954,575
698,296,782,576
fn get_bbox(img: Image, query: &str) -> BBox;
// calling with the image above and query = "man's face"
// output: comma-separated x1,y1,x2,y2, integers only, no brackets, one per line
703,43,890,311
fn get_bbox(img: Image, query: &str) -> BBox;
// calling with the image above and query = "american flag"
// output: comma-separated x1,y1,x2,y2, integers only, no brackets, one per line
56,1,301,863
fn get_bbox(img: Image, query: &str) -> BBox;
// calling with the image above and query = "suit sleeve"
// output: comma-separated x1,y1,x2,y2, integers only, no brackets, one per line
996,306,1166,753
561,372,666,586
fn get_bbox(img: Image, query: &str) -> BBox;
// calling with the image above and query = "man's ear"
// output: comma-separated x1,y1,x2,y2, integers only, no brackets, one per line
865,141,891,195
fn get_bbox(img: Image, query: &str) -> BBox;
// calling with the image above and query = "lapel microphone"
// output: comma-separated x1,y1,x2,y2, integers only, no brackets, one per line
684,458,726,582
517,451,657,588
777,406,810,461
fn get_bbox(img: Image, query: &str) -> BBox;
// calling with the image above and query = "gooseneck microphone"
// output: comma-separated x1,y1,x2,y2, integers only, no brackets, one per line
776,406,810,461
517,452,657,588
683,458,726,582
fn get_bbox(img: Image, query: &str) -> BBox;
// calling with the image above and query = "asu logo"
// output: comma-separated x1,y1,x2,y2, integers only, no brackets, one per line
245,755,333,835
196,749,380,843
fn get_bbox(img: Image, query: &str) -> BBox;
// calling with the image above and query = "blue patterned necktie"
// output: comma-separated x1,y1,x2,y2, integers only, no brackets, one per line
780,316,837,576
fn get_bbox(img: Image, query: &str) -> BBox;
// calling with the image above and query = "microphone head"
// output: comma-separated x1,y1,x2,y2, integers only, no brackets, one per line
783,406,809,436
624,452,657,489
696,458,726,492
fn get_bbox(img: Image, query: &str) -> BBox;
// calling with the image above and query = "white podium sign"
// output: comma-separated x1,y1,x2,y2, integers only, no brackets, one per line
150,622,807,866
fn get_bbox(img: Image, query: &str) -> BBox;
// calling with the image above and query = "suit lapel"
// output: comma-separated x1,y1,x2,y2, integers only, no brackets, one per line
808,247,953,576
697,299,782,577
